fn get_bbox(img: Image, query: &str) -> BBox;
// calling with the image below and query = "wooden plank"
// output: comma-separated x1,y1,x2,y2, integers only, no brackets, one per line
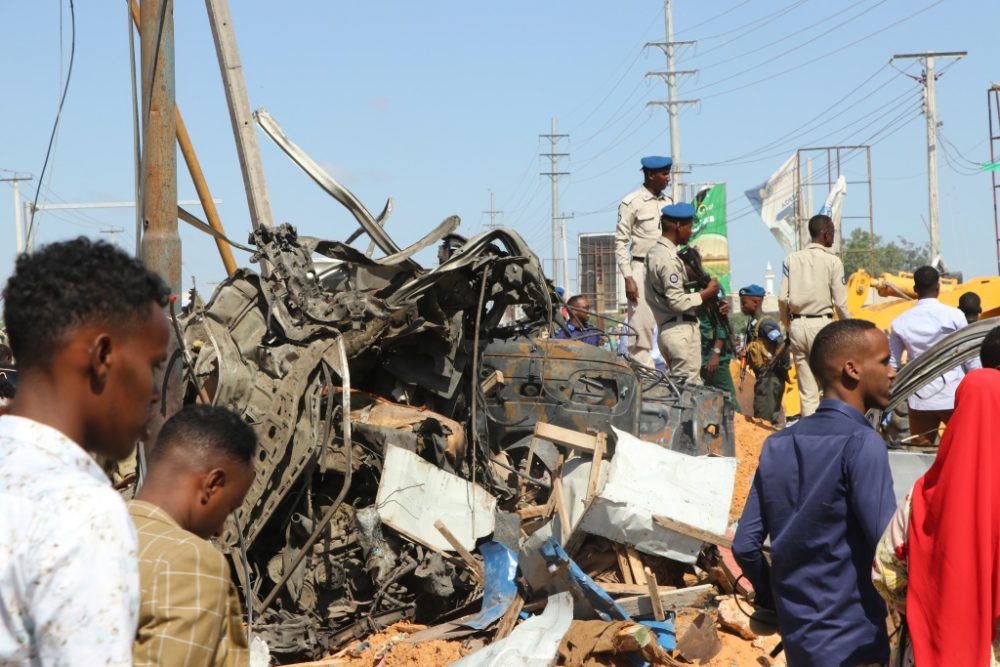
615,545,635,585
652,514,733,549
626,546,647,585
434,520,483,582
495,594,525,639
599,582,676,595
644,567,666,621
516,504,550,520
480,370,504,396
585,433,607,506
614,584,714,617
550,462,571,544
534,421,599,453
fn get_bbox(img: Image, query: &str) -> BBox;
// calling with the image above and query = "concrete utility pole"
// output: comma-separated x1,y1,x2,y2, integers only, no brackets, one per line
140,0,180,450
892,51,966,265
140,0,180,295
482,189,503,229
558,212,575,293
1,174,32,253
647,0,699,202
205,0,273,232
540,117,569,286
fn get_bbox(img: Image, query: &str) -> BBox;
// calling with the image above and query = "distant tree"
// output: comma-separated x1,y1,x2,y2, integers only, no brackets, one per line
841,228,929,277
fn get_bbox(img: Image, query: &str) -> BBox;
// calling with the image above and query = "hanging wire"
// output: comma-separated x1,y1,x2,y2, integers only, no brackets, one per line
26,0,76,247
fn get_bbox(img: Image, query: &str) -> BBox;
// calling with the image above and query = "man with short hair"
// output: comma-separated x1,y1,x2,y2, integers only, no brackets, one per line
0,237,171,664
889,266,975,444
738,284,789,424
554,295,604,346
779,214,849,417
614,156,674,367
131,404,257,666
646,202,722,383
981,326,1000,368
958,291,982,324
733,319,896,667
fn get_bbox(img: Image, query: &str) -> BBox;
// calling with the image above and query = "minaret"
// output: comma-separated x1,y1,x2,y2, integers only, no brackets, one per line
765,262,775,295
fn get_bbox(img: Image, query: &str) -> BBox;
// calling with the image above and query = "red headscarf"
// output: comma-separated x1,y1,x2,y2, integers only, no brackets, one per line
907,368,1000,666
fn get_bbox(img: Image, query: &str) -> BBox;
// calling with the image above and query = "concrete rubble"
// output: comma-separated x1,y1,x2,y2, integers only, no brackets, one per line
163,129,781,665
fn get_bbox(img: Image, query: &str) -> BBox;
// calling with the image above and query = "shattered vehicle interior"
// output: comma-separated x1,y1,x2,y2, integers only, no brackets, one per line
165,111,736,662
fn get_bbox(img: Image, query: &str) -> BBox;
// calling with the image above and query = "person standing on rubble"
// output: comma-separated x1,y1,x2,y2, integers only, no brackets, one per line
614,156,673,368
698,309,740,409
0,238,171,664
645,202,722,383
779,214,849,418
738,284,789,424
130,405,256,666
733,319,897,667
889,266,978,445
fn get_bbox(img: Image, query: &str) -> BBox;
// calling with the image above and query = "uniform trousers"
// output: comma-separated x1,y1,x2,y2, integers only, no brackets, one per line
657,320,702,384
788,316,831,417
627,258,656,368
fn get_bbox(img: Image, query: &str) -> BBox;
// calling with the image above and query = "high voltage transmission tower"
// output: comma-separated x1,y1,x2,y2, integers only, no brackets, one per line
541,117,570,287
482,189,503,229
647,0,698,202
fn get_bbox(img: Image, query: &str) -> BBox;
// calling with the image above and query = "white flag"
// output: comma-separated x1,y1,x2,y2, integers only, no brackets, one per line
745,154,797,254
818,174,847,229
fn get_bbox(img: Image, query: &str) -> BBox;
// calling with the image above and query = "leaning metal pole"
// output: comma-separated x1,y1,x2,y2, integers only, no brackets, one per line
140,0,182,446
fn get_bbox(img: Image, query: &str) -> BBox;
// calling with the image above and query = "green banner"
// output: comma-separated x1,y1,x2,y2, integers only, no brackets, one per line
690,183,731,294
982,161,1000,171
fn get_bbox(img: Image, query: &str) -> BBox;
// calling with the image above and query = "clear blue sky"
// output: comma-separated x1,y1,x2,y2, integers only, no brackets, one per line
2,0,997,298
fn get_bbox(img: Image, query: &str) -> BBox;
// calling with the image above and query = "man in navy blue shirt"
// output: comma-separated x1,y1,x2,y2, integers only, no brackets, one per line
554,295,605,347
733,319,897,667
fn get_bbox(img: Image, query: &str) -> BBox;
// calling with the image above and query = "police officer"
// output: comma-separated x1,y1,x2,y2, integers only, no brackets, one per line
614,156,673,368
646,202,721,383
738,284,789,424
778,214,849,417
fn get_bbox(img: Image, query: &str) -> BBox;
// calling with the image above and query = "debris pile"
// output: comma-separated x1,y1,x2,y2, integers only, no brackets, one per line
165,130,778,664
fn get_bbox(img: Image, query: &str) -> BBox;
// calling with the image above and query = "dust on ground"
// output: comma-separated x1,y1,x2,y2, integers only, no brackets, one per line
334,623,470,667
730,416,778,521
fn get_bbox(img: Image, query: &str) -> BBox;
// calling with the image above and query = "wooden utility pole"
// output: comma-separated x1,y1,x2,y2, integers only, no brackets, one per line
205,0,274,231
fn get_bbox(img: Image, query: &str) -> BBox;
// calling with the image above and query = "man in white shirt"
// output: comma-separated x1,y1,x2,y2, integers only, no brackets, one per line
0,238,171,665
889,265,974,445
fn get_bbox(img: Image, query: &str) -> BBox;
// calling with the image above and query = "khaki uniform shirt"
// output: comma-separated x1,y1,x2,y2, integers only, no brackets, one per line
614,186,672,276
646,237,702,323
778,243,848,319
130,501,249,667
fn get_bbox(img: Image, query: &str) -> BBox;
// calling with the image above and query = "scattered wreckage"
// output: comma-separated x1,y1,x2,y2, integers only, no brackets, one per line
169,111,737,662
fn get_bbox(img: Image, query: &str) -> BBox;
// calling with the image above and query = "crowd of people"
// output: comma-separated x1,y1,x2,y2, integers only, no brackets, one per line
2,157,995,666
0,239,253,665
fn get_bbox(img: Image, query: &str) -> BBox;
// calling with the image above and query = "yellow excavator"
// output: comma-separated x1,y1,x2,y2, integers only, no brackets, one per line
737,270,1000,420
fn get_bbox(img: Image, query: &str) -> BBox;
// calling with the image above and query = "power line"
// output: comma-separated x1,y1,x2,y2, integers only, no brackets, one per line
27,0,76,245
692,0,875,74
692,0,945,101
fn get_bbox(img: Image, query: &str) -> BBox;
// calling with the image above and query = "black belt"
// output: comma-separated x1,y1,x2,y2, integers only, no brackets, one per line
790,313,832,320
632,256,646,263
662,314,698,324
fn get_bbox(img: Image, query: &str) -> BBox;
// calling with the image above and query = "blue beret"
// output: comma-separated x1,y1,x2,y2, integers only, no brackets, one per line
739,284,766,297
641,156,673,170
661,202,696,220
554,286,565,297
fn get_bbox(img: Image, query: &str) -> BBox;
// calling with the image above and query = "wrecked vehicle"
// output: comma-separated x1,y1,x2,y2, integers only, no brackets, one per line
168,111,735,662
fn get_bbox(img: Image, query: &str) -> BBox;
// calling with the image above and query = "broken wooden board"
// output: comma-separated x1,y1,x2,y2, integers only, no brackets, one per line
653,514,733,549
534,421,599,454
613,584,714,617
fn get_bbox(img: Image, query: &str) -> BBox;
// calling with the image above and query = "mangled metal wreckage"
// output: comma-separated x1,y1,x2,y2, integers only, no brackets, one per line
172,112,735,662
